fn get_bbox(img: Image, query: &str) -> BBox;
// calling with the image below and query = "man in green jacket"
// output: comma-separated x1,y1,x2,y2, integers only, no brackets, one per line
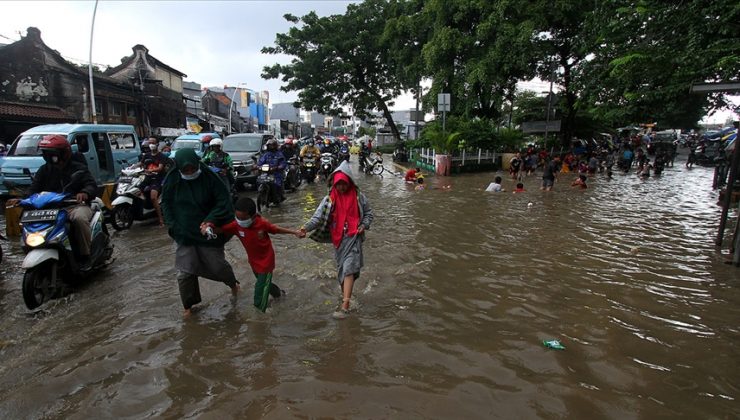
161,148,240,317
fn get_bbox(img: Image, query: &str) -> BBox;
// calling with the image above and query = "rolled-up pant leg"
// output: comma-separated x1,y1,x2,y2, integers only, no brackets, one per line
68,205,93,256
177,272,201,310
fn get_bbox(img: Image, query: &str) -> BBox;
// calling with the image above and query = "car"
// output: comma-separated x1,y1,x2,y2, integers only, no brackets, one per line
170,132,220,159
223,133,274,190
1,123,141,197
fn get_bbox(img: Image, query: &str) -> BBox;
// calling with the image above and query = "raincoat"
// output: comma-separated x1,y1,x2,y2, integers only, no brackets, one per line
161,148,234,247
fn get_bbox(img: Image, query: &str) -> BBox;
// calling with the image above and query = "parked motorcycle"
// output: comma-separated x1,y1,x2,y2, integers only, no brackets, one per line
319,152,336,181
18,191,113,309
283,156,302,192
110,166,159,230
362,151,385,175
301,153,318,184
393,144,409,163
256,164,280,212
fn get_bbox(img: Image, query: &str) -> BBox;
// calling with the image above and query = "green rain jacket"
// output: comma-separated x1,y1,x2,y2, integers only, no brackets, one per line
161,148,234,247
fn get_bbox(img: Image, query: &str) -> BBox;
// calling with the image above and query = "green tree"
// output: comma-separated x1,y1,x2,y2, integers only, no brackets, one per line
580,0,739,129
262,1,411,142
419,0,538,121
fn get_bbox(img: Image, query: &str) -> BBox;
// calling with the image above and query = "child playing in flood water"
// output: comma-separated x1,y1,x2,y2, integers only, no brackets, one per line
513,182,526,193
201,197,304,312
485,176,505,192
572,174,588,189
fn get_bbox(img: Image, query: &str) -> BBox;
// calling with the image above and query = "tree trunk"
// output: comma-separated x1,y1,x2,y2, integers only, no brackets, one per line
378,99,402,142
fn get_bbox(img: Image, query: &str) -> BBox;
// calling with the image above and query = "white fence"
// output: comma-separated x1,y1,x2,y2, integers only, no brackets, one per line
411,148,499,167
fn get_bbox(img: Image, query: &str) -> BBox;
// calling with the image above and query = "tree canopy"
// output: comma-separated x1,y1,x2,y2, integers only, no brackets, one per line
263,0,739,149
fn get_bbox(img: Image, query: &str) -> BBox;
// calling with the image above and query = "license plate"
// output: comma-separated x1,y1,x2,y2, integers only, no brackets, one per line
118,176,133,183
22,209,59,223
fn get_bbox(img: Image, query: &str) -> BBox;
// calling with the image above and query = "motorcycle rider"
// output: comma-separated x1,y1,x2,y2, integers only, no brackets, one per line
135,138,167,226
257,139,287,202
202,138,234,191
359,140,370,169
7,135,98,266
280,138,298,160
300,138,321,163
320,138,335,155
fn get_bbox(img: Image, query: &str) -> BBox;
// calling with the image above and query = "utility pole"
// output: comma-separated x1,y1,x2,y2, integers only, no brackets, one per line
414,82,421,140
543,64,555,145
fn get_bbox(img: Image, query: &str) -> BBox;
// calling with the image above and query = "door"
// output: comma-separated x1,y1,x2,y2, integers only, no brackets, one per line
91,132,114,183
70,132,100,181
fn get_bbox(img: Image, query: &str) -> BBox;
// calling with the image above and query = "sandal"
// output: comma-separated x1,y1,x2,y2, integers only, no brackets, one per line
332,298,351,319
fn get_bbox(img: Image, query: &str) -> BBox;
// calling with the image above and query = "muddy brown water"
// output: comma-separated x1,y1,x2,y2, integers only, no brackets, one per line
0,157,738,418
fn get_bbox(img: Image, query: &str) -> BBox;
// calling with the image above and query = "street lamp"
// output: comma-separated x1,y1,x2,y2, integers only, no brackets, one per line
228,83,247,134
88,0,99,124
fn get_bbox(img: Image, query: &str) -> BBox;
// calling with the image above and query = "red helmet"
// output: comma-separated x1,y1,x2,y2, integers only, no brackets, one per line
39,134,71,161
201,135,214,143
285,138,293,145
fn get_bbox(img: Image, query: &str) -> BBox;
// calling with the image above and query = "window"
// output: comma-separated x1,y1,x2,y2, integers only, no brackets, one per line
9,134,46,156
110,102,123,116
126,104,136,118
94,100,103,115
108,133,136,150
73,134,90,153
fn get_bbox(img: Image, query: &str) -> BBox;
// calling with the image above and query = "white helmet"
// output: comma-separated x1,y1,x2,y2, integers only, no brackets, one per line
210,138,223,147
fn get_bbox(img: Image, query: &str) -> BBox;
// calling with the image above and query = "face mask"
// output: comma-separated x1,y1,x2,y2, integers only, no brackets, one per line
44,155,59,164
149,144,158,151
236,217,253,228
161,152,170,158
180,169,201,180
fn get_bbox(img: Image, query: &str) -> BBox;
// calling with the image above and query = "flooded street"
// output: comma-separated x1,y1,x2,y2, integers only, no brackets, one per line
0,156,739,418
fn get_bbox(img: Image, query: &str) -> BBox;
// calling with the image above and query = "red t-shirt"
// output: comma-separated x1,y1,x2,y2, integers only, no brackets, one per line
222,215,278,273
404,169,417,181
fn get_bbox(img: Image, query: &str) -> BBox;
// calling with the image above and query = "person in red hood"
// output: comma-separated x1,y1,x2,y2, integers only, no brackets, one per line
301,162,374,319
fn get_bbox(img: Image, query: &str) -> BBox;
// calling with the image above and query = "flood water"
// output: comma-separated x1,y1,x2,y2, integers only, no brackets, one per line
0,155,739,418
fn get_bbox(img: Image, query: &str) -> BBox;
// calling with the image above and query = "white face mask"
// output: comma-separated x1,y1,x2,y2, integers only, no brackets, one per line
149,144,158,151
180,169,201,180
236,217,253,228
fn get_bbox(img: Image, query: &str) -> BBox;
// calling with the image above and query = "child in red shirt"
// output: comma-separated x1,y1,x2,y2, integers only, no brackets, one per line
202,197,304,312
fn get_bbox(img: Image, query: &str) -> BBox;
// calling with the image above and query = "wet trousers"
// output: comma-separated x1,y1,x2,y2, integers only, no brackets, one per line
175,244,238,309
253,272,281,312
68,204,92,256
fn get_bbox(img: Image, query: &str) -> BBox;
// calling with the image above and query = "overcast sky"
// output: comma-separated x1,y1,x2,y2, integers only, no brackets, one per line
2,1,392,106
2,1,735,123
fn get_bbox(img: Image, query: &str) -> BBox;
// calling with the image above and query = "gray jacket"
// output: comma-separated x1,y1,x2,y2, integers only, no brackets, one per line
303,161,373,242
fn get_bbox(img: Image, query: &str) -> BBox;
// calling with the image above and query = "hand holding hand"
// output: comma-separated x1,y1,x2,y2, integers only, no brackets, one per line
296,229,306,238
75,192,88,203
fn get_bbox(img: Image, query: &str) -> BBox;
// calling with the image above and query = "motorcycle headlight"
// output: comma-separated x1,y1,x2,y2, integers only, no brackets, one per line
25,231,47,247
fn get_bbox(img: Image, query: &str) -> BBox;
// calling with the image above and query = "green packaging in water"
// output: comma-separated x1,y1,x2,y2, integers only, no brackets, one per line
543,339,565,350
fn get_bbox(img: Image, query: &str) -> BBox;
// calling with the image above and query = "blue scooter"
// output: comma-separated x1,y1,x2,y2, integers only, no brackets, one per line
19,191,113,309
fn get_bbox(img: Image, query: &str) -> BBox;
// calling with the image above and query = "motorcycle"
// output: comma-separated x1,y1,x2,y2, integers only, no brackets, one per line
283,156,302,192
256,164,280,212
319,152,336,181
301,153,318,184
110,166,159,230
208,166,239,203
393,145,408,163
18,190,113,309
362,151,385,175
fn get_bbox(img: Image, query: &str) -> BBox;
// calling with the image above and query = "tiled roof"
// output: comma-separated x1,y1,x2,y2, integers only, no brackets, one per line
0,102,72,120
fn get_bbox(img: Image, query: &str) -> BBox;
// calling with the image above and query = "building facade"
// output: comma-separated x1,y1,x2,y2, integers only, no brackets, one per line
0,27,186,143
